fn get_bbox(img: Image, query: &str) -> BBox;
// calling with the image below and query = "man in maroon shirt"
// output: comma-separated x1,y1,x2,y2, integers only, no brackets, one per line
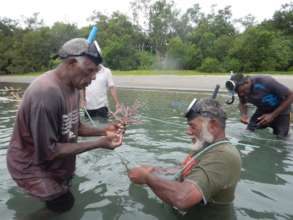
7,38,124,213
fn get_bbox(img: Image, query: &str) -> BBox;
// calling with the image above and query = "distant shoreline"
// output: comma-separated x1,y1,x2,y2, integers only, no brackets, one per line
1,74,293,92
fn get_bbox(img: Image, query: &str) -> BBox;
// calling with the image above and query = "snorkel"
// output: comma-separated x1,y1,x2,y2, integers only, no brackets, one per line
87,26,98,44
83,26,103,127
87,26,102,55
225,71,236,105
225,72,249,105
173,85,226,181
85,26,103,65
185,84,221,121
212,84,220,99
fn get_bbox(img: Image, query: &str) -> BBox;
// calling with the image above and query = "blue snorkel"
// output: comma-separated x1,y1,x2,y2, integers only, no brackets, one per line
84,26,103,65
83,26,103,126
87,26,98,44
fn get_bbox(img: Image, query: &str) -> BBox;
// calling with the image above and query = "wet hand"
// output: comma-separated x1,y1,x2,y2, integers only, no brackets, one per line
240,115,249,124
128,166,154,184
257,113,274,126
104,122,125,136
102,133,123,150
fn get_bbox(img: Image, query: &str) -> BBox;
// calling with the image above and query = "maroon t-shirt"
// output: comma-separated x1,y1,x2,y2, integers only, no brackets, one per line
7,71,80,181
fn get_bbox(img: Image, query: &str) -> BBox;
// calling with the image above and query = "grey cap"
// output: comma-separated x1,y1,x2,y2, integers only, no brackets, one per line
58,38,102,65
185,98,227,126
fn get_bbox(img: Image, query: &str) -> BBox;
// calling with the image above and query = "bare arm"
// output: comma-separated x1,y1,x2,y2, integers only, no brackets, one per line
239,100,249,124
258,91,293,126
109,86,121,111
146,175,202,209
50,134,122,160
128,167,202,209
239,101,248,116
78,122,106,136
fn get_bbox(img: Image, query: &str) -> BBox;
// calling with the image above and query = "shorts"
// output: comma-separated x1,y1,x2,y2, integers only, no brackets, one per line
85,107,109,118
247,111,290,138
15,177,70,201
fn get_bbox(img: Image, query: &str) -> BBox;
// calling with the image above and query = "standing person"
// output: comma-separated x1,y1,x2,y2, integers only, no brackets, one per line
82,64,121,119
128,98,241,215
6,38,124,213
225,73,293,138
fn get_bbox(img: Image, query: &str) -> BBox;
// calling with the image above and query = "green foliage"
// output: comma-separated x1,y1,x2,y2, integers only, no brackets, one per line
199,57,224,73
165,37,198,69
136,51,155,69
0,2,292,74
229,27,292,72
271,2,293,35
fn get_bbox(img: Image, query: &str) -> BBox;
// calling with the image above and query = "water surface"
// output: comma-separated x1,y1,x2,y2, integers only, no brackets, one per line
0,83,293,220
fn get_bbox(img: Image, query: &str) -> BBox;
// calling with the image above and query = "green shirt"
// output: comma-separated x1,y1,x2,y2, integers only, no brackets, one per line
185,142,241,205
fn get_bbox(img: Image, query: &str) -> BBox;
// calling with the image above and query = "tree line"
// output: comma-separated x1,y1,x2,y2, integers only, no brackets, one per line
0,0,292,74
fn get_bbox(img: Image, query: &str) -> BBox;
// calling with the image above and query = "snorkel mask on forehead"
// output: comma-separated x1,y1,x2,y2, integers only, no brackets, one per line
57,26,103,65
185,85,225,121
85,26,103,65
185,98,220,121
225,71,247,105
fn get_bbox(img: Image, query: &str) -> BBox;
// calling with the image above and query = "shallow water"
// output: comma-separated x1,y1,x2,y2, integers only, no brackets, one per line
0,83,293,220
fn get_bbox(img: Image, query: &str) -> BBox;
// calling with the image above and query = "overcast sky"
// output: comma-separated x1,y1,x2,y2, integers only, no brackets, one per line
0,0,290,27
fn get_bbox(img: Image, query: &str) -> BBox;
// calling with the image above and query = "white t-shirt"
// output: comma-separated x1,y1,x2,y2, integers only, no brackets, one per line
85,65,115,110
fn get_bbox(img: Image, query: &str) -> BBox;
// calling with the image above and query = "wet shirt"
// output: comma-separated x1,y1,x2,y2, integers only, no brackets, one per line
7,71,80,181
185,142,241,205
240,76,291,114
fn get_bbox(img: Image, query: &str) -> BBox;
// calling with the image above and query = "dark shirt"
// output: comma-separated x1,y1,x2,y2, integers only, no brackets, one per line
240,76,291,115
7,71,80,181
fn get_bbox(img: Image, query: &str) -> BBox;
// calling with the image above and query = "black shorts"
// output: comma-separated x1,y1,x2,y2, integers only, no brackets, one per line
85,107,109,118
247,111,291,138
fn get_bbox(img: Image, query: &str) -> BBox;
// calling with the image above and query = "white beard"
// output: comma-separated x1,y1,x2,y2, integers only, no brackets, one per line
191,119,215,151
191,137,205,151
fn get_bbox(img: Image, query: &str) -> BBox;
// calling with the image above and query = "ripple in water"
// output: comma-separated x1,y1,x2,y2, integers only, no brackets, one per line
0,84,293,220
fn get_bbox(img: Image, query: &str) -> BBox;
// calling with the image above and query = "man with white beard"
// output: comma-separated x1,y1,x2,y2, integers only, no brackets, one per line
128,98,241,215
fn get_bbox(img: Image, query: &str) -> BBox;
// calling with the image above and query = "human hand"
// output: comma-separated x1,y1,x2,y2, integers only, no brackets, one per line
128,166,154,184
104,122,125,136
257,113,274,126
101,133,123,150
240,115,249,124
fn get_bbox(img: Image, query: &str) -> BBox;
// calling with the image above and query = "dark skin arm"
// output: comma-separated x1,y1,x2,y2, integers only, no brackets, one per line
128,166,202,209
239,100,249,124
50,133,123,160
49,122,124,160
257,91,293,126
78,122,106,136
78,122,124,137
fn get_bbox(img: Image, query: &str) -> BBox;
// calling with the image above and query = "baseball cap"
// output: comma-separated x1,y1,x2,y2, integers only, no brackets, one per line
58,38,102,65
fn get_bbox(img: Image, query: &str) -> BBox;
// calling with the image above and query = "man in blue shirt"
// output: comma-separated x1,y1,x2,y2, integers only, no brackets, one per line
225,73,293,138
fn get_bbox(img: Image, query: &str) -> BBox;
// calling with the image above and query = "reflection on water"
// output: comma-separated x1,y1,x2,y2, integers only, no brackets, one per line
0,83,293,220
